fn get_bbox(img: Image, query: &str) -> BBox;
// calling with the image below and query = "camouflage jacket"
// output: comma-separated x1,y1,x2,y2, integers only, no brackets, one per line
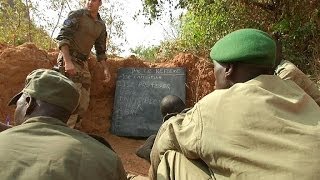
56,9,107,61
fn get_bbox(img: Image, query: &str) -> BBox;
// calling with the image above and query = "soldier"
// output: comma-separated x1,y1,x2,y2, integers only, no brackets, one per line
0,69,126,180
56,0,111,128
136,95,186,163
150,29,320,179
273,33,320,106
160,95,187,122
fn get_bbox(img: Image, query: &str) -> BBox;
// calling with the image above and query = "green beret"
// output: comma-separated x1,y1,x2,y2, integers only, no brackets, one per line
8,69,80,113
210,28,276,66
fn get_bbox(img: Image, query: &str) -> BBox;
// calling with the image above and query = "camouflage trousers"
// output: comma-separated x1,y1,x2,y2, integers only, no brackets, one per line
57,54,91,128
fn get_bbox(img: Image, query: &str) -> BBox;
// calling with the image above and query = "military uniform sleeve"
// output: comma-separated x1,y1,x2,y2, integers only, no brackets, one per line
149,105,202,179
275,60,320,106
95,23,107,61
56,10,82,49
116,156,127,180
149,121,169,180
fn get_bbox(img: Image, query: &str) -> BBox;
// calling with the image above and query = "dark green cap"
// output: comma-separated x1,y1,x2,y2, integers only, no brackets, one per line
210,28,276,66
8,69,80,113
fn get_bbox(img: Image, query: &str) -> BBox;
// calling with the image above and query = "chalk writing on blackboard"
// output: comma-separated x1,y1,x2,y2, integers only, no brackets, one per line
111,67,186,137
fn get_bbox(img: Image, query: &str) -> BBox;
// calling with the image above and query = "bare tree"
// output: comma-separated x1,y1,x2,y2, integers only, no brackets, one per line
25,0,32,42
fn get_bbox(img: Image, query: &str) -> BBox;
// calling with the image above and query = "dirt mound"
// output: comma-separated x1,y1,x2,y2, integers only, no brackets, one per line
0,43,54,120
0,43,215,175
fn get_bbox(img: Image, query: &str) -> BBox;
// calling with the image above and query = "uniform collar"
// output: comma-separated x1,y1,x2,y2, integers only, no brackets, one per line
83,8,104,22
22,116,67,127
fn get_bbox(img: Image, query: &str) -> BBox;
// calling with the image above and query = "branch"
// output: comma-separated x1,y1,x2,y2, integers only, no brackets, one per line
158,21,178,40
25,0,32,42
241,0,275,13
66,0,71,11
50,1,64,48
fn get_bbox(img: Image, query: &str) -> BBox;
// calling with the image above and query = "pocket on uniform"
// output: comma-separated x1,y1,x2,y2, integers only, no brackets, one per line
68,72,83,83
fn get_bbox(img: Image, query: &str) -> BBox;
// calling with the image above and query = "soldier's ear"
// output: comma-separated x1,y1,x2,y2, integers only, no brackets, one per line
25,96,37,116
224,63,234,79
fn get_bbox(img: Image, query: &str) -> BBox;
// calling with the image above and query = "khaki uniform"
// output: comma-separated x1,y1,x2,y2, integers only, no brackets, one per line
0,116,127,180
150,75,320,180
275,60,320,106
56,9,107,128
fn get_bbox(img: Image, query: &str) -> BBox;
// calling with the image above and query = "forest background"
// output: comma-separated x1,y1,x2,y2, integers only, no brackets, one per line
0,0,319,81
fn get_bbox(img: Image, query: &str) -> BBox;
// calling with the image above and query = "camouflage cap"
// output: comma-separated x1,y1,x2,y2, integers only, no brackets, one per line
210,28,276,67
8,69,80,113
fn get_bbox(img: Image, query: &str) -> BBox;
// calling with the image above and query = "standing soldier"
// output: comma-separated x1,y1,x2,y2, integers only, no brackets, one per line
56,0,111,128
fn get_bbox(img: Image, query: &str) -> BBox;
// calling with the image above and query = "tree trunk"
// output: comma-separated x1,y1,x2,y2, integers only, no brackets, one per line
25,0,32,42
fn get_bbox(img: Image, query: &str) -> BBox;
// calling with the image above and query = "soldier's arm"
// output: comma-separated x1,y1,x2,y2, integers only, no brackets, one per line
95,26,110,82
60,45,76,75
56,10,83,75
149,106,203,179
276,60,320,106
94,24,107,62
56,10,82,49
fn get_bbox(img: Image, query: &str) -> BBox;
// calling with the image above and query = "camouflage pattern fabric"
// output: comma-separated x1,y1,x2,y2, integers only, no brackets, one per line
56,9,107,61
64,57,91,128
56,8,108,128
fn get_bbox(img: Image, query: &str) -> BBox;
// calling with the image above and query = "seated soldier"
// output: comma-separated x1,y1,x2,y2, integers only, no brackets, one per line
160,95,187,122
0,69,127,180
273,35,320,106
150,29,320,180
136,95,186,163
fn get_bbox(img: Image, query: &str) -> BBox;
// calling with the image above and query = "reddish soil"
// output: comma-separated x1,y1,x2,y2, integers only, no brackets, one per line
0,43,215,176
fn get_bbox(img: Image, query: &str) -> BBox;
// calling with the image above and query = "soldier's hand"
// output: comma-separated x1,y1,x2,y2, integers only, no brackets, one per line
135,134,156,163
65,61,77,76
103,66,111,83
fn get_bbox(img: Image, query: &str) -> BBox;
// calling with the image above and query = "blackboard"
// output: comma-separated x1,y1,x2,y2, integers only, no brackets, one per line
111,67,186,137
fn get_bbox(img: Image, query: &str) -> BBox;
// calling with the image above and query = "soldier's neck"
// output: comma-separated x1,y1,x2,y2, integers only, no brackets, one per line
90,11,99,20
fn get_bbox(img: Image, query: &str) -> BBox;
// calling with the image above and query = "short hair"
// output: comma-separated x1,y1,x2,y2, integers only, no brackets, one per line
160,95,186,117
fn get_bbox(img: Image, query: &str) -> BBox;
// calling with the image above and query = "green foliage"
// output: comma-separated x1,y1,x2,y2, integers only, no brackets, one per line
0,0,127,53
39,0,127,54
178,1,233,54
99,2,127,55
142,0,179,24
0,0,52,48
131,45,160,62
157,40,183,59
142,0,216,21
142,0,320,77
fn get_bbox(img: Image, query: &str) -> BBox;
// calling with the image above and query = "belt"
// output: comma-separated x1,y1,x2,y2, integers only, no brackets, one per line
70,50,88,61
